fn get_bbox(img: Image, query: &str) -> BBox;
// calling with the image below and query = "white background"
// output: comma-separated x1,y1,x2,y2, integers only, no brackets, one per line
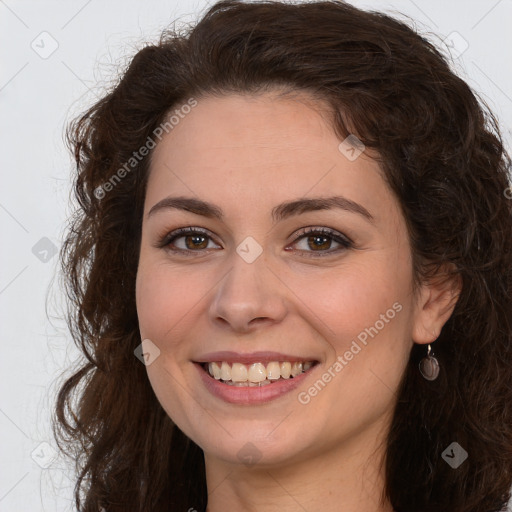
1,0,511,510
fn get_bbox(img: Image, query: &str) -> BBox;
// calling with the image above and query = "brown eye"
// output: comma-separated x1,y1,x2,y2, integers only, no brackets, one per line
305,234,332,251
158,228,220,253
183,234,209,250
289,227,353,257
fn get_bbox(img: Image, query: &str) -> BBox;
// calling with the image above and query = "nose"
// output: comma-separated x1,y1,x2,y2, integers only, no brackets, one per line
208,251,287,333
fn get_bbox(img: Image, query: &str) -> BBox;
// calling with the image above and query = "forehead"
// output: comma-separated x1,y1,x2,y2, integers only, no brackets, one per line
146,93,398,227
154,92,335,154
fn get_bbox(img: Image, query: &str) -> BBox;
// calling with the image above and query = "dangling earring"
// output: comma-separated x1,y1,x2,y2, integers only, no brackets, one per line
419,343,440,381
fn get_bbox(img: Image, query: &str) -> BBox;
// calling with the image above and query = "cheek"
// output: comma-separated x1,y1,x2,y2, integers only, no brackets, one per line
293,262,411,424
294,258,408,345
135,259,205,345
135,259,207,430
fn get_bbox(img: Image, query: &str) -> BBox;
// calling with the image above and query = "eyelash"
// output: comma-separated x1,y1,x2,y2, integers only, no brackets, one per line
156,226,353,258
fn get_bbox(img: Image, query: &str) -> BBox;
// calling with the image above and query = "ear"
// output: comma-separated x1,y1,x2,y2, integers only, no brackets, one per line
412,264,462,344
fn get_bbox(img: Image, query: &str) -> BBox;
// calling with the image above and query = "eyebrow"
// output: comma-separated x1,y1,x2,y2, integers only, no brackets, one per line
147,195,375,224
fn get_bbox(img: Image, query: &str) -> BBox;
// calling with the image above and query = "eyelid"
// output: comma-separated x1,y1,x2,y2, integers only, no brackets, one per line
290,226,353,245
286,226,353,256
156,227,221,250
156,225,353,256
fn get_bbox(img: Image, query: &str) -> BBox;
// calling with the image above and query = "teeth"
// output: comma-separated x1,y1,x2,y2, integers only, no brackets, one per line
204,360,315,383
266,362,281,380
220,362,231,381
248,363,266,382
225,379,272,387
209,362,221,380
280,362,291,379
291,362,303,377
231,363,248,382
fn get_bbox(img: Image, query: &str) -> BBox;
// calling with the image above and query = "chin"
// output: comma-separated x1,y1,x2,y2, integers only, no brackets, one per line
190,420,319,468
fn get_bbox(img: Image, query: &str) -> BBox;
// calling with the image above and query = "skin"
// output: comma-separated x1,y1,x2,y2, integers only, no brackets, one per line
135,91,461,512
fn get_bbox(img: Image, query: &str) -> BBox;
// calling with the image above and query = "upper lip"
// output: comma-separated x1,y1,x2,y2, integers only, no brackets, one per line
194,351,319,364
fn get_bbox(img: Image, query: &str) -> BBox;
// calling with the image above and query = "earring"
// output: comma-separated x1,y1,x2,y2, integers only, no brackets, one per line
419,343,440,381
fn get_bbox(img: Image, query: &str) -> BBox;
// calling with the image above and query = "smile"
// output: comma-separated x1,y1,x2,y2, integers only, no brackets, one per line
194,353,320,404
203,360,316,386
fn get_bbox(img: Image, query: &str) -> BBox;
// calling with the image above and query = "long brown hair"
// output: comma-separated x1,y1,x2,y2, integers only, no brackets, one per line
52,1,512,511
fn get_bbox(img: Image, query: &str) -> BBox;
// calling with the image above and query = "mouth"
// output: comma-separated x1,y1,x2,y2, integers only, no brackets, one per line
192,351,321,405
192,352,320,404
199,360,318,387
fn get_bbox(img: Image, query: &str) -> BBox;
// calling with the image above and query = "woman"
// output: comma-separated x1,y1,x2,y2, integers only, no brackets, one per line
53,1,512,511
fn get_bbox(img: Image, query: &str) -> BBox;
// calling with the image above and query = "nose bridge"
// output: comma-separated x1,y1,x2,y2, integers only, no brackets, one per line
209,246,286,331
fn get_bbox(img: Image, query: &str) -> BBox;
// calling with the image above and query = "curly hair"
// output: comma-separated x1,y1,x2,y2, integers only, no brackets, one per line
52,1,512,511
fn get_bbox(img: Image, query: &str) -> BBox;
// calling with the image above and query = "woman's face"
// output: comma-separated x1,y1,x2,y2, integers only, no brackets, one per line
135,92,438,468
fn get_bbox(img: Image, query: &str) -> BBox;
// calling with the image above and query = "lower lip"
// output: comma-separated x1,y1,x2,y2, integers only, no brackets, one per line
194,363,317,405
